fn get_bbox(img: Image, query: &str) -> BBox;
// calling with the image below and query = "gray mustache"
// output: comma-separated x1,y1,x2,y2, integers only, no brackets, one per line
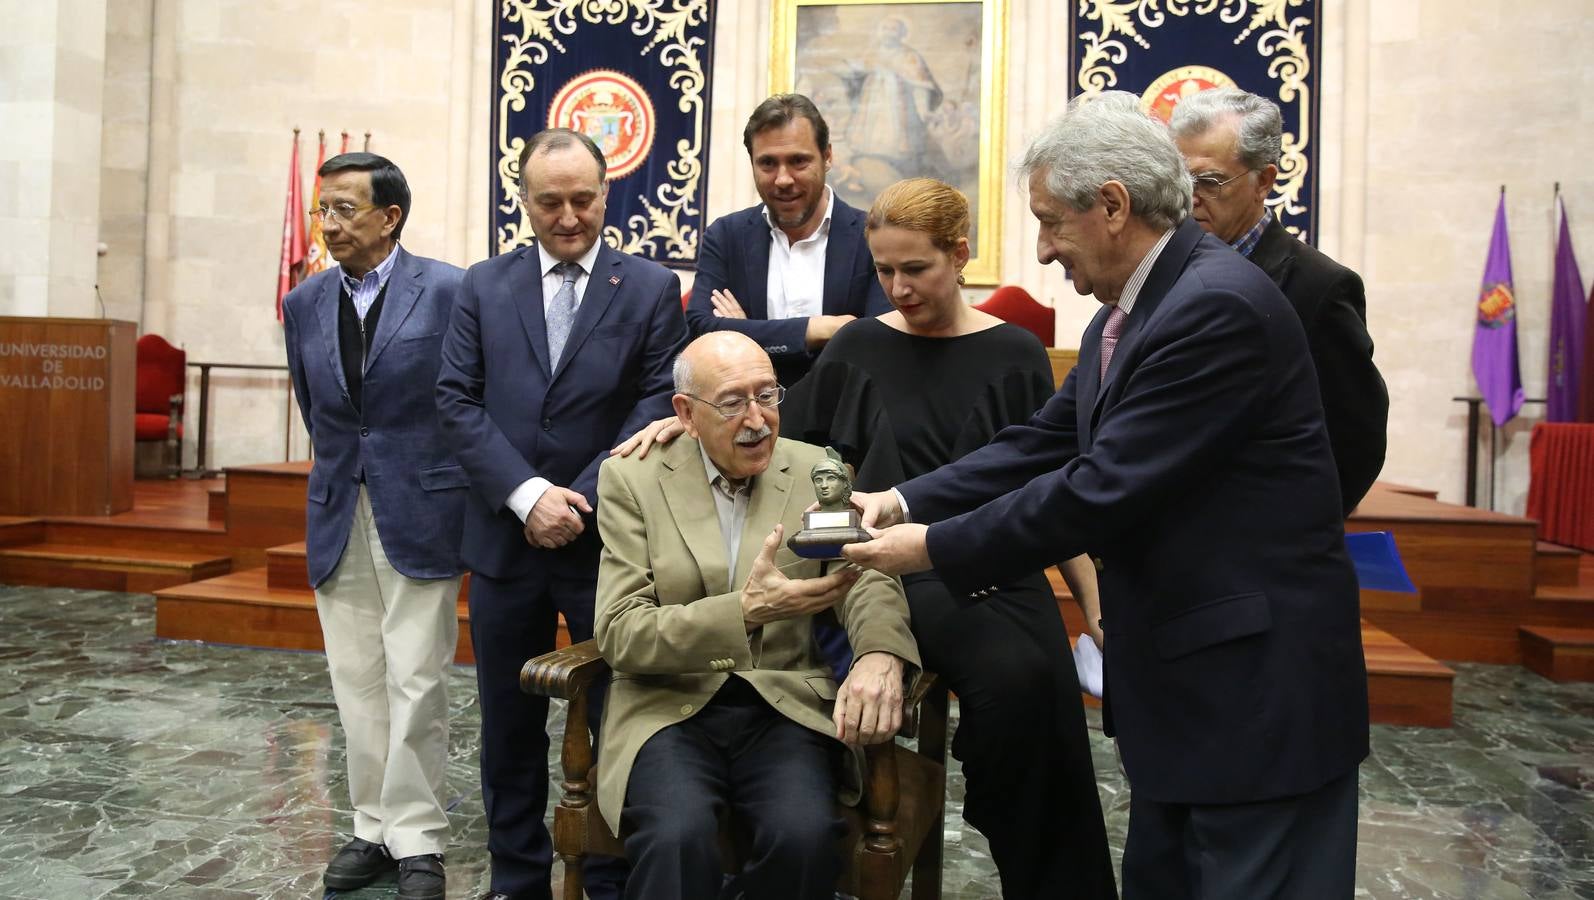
735,425,772,445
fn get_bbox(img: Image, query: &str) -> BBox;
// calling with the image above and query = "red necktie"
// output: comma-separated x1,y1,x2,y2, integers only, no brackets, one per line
1098,304,1126,382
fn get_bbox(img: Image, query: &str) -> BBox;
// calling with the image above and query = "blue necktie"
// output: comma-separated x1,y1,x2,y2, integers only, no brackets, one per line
546,262,580,369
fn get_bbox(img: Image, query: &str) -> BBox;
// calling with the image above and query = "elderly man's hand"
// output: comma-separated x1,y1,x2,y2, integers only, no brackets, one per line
834,651,905,746
610,416,684,459
841,523,931,576
740,525,859,631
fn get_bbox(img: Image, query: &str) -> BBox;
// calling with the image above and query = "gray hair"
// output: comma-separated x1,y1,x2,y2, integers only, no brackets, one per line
671,352,694,395
1168,88,1283,171
1019,92,1191,231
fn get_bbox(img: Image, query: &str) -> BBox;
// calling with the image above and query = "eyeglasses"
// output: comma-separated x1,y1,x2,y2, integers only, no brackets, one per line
1191,170,1255,199
310,202,374,223
683,385,786,420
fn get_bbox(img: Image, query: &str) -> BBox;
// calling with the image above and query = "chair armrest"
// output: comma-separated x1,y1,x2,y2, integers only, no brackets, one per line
898,672,938,739
520,639,609,700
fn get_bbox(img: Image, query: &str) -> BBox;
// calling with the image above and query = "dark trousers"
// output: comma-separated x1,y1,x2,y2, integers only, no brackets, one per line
906,571,1117,900
469,568,626,900
1122,768,1359,900
620,677,844,900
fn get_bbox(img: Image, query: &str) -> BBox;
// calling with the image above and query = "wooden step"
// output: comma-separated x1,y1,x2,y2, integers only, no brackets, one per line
207,485,227,521
0,517,45,547
0,541,232,593
222,462,312,569
264,541,474,601
1047,572,1453,727
1535,583,1594,605
1367,481,1440,501
156,567,514,665
1535,541,1582,588
1520,626,1594,682
1361,620,1453,728
266,541,310,591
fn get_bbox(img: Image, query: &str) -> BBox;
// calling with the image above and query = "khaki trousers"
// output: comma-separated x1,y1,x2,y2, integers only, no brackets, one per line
315,486,462,858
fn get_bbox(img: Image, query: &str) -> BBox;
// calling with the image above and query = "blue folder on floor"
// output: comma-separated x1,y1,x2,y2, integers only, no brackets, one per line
1345,531,1417,593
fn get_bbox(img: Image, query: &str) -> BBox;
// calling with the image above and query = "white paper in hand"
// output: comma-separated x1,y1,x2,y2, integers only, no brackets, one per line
1072,633,1103,699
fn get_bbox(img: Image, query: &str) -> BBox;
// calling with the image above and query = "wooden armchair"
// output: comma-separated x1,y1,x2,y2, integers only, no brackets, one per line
521,641,949,900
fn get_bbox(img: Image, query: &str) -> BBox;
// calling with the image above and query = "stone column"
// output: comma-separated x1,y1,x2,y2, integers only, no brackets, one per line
0,0,109,318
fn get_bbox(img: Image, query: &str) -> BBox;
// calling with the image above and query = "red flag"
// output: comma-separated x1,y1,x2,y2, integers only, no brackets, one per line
304,131,330,277
276,130,308,322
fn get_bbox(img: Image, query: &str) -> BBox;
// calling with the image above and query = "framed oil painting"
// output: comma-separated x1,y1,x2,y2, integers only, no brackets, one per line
770,0,1007,284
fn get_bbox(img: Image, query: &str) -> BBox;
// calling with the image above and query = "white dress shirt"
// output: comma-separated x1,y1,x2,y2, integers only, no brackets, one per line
763,187,835,322
505,239,605,523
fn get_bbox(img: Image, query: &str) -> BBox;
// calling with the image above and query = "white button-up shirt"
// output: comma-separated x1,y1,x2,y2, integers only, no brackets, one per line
763,187,835,321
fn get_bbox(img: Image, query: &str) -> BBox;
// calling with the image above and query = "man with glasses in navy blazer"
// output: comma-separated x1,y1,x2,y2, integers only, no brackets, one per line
282,152,465,900
436,128,687,900
686,93,890,386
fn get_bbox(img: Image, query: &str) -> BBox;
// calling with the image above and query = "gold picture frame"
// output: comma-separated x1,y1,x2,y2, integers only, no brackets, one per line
770,0,1007,285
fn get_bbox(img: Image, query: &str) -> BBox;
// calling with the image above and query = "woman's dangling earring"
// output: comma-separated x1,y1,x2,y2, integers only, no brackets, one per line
956,272,966,286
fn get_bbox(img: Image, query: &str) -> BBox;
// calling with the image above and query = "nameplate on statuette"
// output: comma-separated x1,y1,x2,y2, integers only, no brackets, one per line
806,510,856,530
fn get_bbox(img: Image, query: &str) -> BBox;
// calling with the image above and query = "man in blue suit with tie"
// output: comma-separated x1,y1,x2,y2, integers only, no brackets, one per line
436,129,687,900
845,93,1370,898
686,94,890,386
282,152,465,900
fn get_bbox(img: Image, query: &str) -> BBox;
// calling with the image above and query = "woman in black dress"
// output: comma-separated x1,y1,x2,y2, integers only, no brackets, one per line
779,178,1115,899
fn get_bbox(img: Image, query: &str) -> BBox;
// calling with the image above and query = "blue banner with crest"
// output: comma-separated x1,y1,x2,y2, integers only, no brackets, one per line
1070,1,1320,241
492,1,716,266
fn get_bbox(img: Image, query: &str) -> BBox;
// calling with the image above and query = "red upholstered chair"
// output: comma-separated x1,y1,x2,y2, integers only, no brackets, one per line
135,334,186,478
682,287,691,310
974,285,1055,347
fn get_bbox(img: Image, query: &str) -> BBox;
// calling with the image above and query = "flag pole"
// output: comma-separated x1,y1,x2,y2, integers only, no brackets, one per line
364,131,372,151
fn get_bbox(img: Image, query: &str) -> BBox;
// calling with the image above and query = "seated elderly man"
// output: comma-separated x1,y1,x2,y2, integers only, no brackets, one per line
591,332,920,900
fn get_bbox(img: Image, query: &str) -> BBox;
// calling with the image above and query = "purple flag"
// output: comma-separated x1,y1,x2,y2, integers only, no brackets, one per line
1472,193,1524,427
1547,195,1586,422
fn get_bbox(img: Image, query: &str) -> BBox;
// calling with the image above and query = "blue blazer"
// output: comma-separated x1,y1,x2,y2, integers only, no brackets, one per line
686,196,889,384
436,242,687,580
281,246,469,588
897,220,1369,807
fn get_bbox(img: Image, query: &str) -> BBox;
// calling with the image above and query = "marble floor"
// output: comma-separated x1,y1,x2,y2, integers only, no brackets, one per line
0,586,1590,899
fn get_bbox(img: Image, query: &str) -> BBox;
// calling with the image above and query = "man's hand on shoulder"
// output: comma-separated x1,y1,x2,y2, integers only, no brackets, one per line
610,416,685,459
740,525,859,632
525,486,592,549
710,289,747,319
834,651,905,746
805,314,856,350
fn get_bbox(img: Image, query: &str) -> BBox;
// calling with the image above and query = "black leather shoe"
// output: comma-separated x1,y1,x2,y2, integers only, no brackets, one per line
324,837,394,890
397,854,445,900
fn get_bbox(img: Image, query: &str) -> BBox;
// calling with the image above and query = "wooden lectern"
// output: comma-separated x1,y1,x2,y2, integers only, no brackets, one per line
0,317,136,515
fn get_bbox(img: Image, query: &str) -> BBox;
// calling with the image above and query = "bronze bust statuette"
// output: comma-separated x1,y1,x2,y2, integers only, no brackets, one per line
789,447,872,559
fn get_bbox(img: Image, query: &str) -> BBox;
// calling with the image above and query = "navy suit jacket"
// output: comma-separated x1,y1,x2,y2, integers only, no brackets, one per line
1249,216,1388,515
686,196,889,384
282,246,469,588
897,219,1369,806
436,242,687,581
